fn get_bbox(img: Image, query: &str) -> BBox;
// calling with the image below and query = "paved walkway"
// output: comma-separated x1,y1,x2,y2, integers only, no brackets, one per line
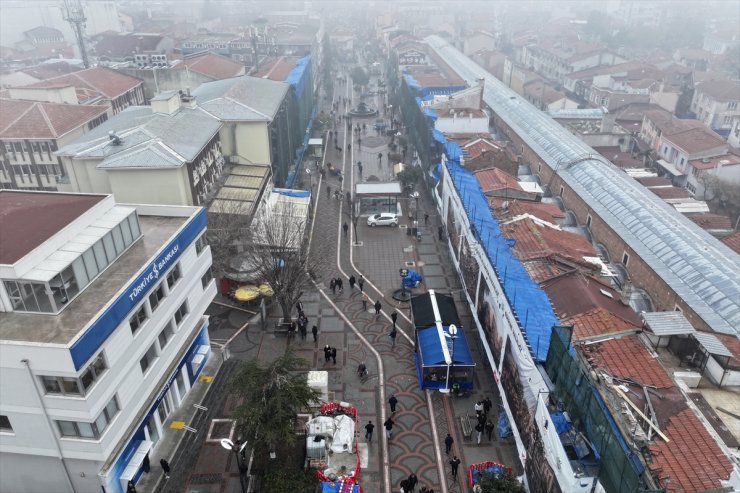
139,68,517,493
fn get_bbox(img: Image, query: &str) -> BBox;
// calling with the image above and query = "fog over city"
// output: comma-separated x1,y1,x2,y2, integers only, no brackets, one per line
1,1,739,493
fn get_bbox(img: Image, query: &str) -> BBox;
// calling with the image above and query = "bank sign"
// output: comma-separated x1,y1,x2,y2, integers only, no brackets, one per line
69,208,207,370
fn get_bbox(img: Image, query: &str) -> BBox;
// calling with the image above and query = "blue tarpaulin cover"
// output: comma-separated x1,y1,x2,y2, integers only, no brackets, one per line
498,409,512,438
417,325,474,367
442,142,558,361
433,128,446,144
321,481,360,493
273,188,310,198
550,411,572,434
402,270,422,288
470,464,508,483
286,56,311,97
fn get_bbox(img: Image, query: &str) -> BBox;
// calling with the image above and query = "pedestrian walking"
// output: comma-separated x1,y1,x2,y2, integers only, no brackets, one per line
299,323,307,340
485,420,495,441
358,275,365,292
324,345,332,363
384,417,394,438
477,412,487,426
358,162,363,176
449,456,461,479
143,454,150,473
408,473,418,492
330,347,337,364
389,394,398,413
391,310,398,328
326,184,331,198
159,458,170,480
400,479,410,493
475,421,484,444
483,396,492,415
424,213,429,226
473,483,483,493
312,325,318,342
374,299,382,318
330,278,336,294
474,400,484,417
336,278,344,292
362,292,369,311
127,481,137,493
349,275,356,290
389,327,397,347
364,420,375,442
343,222,349,238
444,433,454,454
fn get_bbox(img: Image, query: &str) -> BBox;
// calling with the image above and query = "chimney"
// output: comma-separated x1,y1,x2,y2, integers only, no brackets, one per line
151,90,182,115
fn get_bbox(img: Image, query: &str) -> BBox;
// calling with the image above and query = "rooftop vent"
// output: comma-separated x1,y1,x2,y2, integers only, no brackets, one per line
108,130,122,145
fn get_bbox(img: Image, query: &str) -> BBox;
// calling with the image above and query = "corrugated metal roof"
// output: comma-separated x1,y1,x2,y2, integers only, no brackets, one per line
548,108,606,119
642,311,696,336
693,331,733,357
193,75,289,121
427,35,740,336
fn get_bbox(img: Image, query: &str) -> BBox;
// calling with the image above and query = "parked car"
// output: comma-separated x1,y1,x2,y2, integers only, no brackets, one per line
367,212,399,227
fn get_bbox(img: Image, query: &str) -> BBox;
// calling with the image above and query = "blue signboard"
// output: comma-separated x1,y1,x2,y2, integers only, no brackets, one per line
69,208,208,370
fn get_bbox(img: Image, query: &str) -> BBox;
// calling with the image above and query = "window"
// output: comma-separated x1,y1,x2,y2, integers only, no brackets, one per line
729,101,737,110
130,305,148,334
158,322,175,350
195,235,207,255
622,252,630,267
78,353,107,393
166,264,181,290
201,267,213,290
56,396,119,440
724,116,733,124
174,301,188,327
140,343,158,374
586,215,592,228
149,283,165,312
0,415,13,432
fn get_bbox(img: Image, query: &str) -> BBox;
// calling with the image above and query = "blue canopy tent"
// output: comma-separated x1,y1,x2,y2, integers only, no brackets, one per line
415,325,475,390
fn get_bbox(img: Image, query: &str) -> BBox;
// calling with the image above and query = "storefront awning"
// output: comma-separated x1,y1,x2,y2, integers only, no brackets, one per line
418,325,474,367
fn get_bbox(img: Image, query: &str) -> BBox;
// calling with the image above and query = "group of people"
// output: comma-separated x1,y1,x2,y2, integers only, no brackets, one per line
473,397,496,444
323,344,338,364
125,455,170,492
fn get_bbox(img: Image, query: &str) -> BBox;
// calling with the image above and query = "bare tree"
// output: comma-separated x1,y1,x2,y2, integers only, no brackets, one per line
206,199,254,280
249,199,324,322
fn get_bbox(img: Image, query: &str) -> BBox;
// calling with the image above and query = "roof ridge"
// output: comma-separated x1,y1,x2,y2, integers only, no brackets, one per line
0,100,34,135
36,103,59,137
225,97,271,119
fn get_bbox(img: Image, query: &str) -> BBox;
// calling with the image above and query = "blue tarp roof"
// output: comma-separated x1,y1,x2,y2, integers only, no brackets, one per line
433,128,446,144
273,188,310,198
286,56,311,98
443,141,558,361
418,325,474,366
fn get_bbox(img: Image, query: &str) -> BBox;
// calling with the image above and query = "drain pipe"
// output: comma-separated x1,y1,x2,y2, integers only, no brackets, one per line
21,359,76,493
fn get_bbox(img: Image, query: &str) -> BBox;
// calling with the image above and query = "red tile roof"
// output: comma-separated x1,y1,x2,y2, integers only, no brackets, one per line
689,153,740,170
686,213,732,230
93,32,164,59
566,307,639,341
636,176,673,187
474,167,521,193
650,187,692,199
24,67,142,100
462,137,501,159
19,62,81,81
649,408,734,492
501,218,598,267
542,272,642,327
179,52,245,80
0,98,108,139
582,336,674,388
720,231,740,254
713,333,740,368
695,79,740,101
0,191,105,264
500,200,566,224
523,259,570,283
252,56,300,81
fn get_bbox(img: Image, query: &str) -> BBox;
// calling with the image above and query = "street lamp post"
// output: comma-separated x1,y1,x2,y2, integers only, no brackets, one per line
445,324,458,393
412,191,420,239
220,438,248,493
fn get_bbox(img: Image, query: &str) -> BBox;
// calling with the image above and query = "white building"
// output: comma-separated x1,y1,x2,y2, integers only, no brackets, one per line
0,190,216,493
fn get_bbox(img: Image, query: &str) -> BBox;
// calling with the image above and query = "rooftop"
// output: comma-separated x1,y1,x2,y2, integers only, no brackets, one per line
689,153,740,170
720,231,740,254
23,66,142,100
428,35,740,335
252,56,301,81
694,79,740,101
0,213,187,345
16,61,81,81
0,98,109,140
177,52,245,80
193,75,289,121
474,167,521,193
94,32,164,59
500,217,598,268
0,191,105,265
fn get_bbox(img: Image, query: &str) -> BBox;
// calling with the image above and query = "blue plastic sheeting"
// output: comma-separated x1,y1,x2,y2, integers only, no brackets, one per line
273,188,310,198
321,482,360,493
285,105,318,187
286,56,311,98
443,142,558,361
402,270,422,288
424,107,438,120
471,464,508,483
418,325,474,366
550,411,572,434
404,73,422,92
432,162,443,183
498,410,513,438
433,128,446,144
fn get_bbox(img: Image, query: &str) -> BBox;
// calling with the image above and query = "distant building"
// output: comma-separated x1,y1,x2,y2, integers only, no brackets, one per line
690,80,740,136
462,30,497,56
0,190,215,493
0,61,81,89
92,32,173,65
522,79,578,111
12,26,73,63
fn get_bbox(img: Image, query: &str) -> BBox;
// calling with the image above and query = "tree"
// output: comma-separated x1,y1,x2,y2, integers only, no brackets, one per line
350,66,370,87
397,165,423,190
248,199,324,322
477,471,526,493
231,349,320,456
206,192,253,280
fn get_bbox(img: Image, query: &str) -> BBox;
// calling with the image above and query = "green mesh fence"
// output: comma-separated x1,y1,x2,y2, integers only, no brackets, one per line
545,327,663,493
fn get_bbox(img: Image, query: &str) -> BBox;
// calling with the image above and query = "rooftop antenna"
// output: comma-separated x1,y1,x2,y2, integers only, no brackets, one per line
62,0,90,68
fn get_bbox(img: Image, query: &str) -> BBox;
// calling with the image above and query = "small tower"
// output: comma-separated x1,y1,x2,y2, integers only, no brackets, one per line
62,0,90,68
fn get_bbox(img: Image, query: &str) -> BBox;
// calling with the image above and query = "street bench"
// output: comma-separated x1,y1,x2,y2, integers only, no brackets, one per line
459,414,473,440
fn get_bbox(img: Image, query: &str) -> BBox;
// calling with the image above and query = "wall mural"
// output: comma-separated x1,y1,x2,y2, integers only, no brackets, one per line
502,339,533,449
459,235,480,303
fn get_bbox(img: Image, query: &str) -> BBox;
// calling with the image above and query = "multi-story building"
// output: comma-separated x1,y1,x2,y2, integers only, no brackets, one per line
690,79,740,137
57,91,224,206
0,99,110,191
519,38,625,85
0,190,216,493
92,32,173,65
6,67,145,115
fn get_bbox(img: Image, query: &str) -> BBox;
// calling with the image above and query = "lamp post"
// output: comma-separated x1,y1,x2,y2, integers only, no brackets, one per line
445,324,458,393
220,438,248,493
412,191,420,239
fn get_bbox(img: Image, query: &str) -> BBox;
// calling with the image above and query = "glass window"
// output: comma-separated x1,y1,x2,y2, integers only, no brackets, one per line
140,344,158,373
201,267,213,290
64,261,83,299
94,411,108,434
57,420,77,437
61,377,81,395
146,417,160,445
166,264,181,290
77,422,95,439
120,218,133,245
105,397,119,419
128,214,141,239
130,305,148,334
174,301,188,326
112,225,124,254
82,248,99,280
195,235,207,255
102,232,116,262
93,241,107,273
80,368,95,391
149,283,165,312
158,322,174,350
42,376,62,394
4,281,22,310
0,415,12,432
